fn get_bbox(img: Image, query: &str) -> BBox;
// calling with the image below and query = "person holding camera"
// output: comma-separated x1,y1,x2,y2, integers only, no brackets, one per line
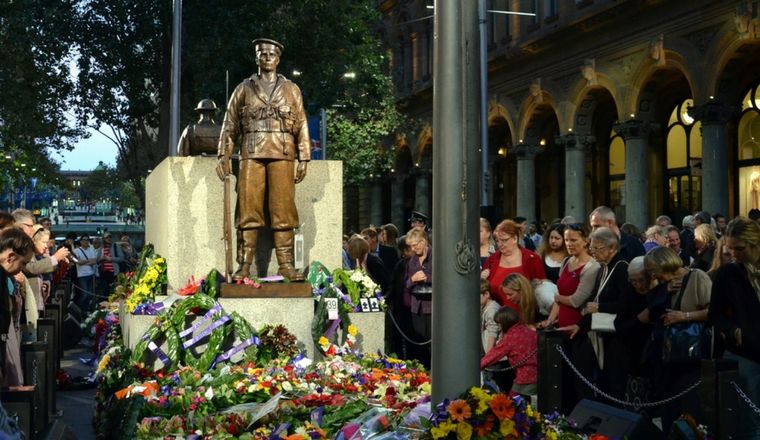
73,236,98,312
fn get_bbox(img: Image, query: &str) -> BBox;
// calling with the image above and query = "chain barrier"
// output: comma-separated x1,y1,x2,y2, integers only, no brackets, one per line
554,344,701,410
485,348,538,372
731,381,760,419
385,309,431,346
71,282,111,300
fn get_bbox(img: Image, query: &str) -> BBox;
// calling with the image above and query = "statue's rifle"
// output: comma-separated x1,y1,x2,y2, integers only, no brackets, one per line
221,152,239,283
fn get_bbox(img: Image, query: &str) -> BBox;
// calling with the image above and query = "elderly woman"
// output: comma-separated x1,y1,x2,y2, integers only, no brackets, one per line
404,228,432,368
643,225,668,252
482,220,546,307
644,246,711,434
691,223,717,272
709,217,760,438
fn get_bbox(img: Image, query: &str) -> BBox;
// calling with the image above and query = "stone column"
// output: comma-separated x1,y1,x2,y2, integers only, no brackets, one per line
512,144,541,223
556,134,595,221
391,178,405,228
369,181,383,226
415,172,432,217
689,102,736,216
614,120,656,230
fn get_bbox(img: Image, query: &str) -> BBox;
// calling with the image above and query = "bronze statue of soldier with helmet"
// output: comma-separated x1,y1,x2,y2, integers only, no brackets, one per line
216,38,310,281
177,99,222,156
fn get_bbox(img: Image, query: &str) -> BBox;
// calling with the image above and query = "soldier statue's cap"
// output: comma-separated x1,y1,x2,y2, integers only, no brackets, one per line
252,38,284,53
408,211,429,224
195,99,217,112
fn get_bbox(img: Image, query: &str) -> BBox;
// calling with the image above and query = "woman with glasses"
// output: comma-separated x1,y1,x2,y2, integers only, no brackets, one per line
709,217,760,438
404,228,433,368
481,220,546,308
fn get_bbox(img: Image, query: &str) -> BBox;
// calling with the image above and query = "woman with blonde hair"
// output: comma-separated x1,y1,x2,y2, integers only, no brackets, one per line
710,217,760,438
691,223,717,272
500,273,538,326
708,236,733,279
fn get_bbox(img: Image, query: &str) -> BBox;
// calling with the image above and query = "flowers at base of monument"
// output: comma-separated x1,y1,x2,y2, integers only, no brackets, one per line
331,267,385,312
318,324,358,357
428,387,543,440
177,275,203,296
125,256,167,313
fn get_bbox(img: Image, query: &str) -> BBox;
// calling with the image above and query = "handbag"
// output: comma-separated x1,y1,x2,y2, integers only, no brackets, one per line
661,271,713,365
591,312,617,332
411,284,432,301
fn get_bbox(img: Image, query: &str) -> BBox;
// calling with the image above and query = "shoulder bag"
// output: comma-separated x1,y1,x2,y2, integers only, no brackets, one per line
661,270,713,365
591,261,627,333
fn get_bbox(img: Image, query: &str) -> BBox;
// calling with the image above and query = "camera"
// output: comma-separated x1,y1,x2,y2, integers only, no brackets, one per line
68,255,80,264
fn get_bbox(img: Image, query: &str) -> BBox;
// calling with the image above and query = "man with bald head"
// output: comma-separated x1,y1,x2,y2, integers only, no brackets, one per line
217,38,310,281
588,206,645,262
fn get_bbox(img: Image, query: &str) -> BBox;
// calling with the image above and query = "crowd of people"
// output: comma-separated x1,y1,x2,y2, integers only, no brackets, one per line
0,209,138,388
346,207,760,437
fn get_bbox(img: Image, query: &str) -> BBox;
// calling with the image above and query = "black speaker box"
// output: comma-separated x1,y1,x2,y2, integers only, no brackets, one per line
62,314,82,350
569,399,664,440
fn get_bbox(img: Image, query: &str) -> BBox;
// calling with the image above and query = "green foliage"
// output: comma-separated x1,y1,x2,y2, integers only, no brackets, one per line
0,0,84,184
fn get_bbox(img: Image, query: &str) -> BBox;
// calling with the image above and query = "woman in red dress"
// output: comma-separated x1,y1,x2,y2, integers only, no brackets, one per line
481,220,546,309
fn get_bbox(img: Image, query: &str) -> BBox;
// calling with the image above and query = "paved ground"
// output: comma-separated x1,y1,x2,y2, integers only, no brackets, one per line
57,346,97,440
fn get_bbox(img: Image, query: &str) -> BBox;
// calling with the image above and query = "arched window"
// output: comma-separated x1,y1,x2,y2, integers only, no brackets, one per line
665,99,702,218
608,130,626,218
737,85,760,215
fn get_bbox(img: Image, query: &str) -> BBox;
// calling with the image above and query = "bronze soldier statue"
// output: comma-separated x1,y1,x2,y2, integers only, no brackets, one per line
216,38,310,281
177,99,222,156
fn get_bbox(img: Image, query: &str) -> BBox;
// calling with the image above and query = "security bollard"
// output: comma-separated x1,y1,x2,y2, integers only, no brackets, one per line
1,385,36,439
21,341,49,437
45,303,62,362
38,318,58,417
537,329,566,415
700,358,740,439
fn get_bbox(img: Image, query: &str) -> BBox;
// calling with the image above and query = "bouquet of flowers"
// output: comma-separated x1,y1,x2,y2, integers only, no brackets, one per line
125,246,168,313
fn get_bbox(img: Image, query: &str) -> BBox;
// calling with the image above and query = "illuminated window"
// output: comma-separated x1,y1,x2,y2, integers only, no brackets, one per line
608,130,626,216
666,99,702,216
738,85,760,215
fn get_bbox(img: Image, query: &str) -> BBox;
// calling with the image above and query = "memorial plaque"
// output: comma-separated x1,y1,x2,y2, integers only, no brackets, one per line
220,282,312,298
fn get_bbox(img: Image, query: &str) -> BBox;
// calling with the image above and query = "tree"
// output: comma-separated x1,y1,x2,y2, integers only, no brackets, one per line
0,0,85,185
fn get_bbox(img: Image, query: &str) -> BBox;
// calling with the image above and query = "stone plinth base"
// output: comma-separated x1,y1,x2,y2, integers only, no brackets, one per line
145,158,343,291
119,298,386,366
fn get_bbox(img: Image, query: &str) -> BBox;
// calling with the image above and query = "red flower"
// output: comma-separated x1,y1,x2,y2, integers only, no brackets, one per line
489,394,515,420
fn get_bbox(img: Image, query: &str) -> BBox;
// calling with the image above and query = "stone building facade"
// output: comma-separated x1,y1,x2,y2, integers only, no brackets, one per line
345,0,760,232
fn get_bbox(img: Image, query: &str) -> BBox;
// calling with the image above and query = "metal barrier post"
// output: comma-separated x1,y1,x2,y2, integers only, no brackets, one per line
537,330,565,414
21,341,48,437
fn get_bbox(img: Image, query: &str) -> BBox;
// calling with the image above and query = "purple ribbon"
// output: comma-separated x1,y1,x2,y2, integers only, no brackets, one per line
331,284,356,309
182,315,230,349
323,318,341,339
148,341,171,365
179,304,222,339
259,275,285,282
214,336,260,364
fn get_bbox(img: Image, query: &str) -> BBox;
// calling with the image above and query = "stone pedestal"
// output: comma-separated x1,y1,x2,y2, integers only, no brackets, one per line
120,297,386,361
146,158,343,290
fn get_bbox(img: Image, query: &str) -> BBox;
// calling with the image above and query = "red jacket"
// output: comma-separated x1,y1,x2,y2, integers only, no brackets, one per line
483,247,546,305
480,323,538,385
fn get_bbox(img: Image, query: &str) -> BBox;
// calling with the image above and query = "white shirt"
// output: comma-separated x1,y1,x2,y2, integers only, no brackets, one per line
74,246,97,278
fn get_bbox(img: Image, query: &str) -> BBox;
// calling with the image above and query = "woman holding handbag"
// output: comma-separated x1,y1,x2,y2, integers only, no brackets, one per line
644,246,712,434
709,217,760,439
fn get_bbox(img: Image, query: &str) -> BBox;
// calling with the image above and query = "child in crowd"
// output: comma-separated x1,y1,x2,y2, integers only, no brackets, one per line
480,307,538,398
480,279,500,354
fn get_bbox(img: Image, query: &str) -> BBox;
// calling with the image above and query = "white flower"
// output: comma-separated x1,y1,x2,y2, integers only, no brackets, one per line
350,271,363,282
204,387,214,400
281,381,293,392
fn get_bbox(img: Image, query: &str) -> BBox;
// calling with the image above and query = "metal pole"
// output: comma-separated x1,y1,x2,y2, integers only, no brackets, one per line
168,0,182,157
479,0,490,206
431,0,482,404
320,108,328,159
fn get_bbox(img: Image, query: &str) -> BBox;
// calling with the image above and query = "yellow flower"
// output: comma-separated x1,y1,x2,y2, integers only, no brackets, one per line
431,420,457,439
470,387,492,414
499,419,516,437
97,354,111,374
456,422,472,440
319,336,329,347
347,325,358,336
546,431,558,440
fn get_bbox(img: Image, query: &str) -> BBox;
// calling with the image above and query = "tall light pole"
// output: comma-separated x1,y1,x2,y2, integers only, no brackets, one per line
168,0,182,157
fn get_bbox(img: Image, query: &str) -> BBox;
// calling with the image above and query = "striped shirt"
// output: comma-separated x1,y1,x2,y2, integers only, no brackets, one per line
101,245,114,273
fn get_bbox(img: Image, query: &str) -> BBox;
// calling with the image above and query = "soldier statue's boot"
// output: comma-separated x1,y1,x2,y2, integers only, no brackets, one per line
233,229,258,280
273,230,304,281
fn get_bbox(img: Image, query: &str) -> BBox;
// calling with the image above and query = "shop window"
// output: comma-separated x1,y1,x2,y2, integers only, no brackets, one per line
737,85,760,215
666,99,702,216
